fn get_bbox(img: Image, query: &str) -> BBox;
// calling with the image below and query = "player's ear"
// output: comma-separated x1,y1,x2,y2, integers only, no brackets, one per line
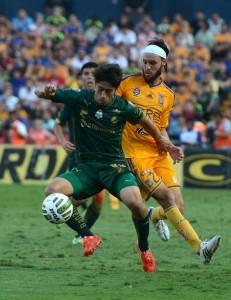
162,59,167,72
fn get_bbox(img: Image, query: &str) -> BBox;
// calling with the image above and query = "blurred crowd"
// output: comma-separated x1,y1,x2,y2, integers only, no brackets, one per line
0,4,231,149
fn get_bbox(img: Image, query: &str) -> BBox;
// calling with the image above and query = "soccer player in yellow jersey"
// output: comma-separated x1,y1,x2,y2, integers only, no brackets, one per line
117,37,221,264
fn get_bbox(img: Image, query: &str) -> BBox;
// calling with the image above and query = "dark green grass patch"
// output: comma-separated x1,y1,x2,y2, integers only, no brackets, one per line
0,185,230,299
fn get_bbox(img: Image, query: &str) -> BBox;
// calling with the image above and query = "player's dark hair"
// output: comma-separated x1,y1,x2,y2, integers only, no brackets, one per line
80,62,98,74
147,37,169,72
94,64,123,89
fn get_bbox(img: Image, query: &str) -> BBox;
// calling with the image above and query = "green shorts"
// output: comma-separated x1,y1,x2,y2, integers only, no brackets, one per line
58,161,138,200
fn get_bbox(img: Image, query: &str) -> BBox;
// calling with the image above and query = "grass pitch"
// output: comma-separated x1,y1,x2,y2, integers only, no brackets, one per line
0,185,230,300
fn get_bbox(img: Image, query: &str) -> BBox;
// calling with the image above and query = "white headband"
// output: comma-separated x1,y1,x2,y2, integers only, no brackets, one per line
142,45,167,59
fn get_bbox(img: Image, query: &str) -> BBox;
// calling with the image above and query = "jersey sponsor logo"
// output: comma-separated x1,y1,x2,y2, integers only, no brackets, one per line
95,110,103,119
177,229,188,241
111,116,118,124
158,94,164,106
135,127,149,135
132,88,140,97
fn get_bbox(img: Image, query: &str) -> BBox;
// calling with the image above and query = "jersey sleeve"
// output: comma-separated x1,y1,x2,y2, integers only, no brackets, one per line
125,100,144,125
56,105,72,125
160,94,175,129
51,88,82,108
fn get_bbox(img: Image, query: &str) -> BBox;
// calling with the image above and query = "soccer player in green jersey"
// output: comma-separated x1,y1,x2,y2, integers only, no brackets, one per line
53,62,107,246
35,63,181,272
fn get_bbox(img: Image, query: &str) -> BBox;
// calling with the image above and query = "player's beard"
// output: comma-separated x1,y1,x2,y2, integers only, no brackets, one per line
142,66,162,84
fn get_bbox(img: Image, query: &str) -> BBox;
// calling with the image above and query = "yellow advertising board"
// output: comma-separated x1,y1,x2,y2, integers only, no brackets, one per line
0,145,68,185
0,145,184,186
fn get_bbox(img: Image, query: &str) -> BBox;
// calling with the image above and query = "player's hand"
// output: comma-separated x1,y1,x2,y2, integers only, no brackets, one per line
62,141,76,153
35,84,56,98
44,84,56,97
169,146,184,164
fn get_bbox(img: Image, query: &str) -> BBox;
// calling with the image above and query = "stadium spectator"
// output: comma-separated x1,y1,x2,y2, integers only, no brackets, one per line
179,119,203,148
213,108,231,149
11,8,34,33
107,46,128,69
27,119,56,145
69,48,90,72
191,9,206,35
123,0,150,25
207,12,225,35
113,24,137,46
45,6,67,27
4,110,28,145
212,22,231,60
194,20,214,50
41,110,55,132
1,83,19,112
33,13,47,37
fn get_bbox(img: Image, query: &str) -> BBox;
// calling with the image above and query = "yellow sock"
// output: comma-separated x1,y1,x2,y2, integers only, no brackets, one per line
109,194,120,210
151,206,202,252
151,206,167,223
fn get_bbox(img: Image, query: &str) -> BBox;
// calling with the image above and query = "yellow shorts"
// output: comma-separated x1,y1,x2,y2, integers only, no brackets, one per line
126,153,180,201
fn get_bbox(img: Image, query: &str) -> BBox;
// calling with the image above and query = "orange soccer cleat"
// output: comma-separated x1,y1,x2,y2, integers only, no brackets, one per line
136,242,156,272
82,235,103,256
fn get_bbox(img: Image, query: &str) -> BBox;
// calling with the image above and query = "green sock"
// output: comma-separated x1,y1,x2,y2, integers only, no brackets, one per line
66,207,93,237
85,206,100,228
132,214,149,252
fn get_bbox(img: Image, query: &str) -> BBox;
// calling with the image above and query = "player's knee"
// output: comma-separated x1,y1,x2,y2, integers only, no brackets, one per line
91,198,103,211
45,184,59,196
153,186,176,209
93,190,106,204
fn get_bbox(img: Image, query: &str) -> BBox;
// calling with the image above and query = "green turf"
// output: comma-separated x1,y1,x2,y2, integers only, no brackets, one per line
0,185,230,300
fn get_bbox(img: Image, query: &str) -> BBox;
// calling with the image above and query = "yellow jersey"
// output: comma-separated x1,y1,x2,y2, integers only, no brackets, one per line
117,73,175,158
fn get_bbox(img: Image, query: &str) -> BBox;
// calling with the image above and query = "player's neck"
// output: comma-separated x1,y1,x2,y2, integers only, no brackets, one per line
149,77,162,87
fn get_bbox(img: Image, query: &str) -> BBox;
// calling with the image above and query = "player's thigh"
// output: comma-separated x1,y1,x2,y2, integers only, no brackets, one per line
109,172,138,200
126,157,162,201
154,153,181,188
60,167,102,200
45,176,74,196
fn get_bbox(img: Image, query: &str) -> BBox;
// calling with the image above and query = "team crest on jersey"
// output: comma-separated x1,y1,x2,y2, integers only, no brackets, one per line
80,109,88,118
110,163,127,173
111,116,118,124
158,94,165,105
133,88,140,97
95,110,103,119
